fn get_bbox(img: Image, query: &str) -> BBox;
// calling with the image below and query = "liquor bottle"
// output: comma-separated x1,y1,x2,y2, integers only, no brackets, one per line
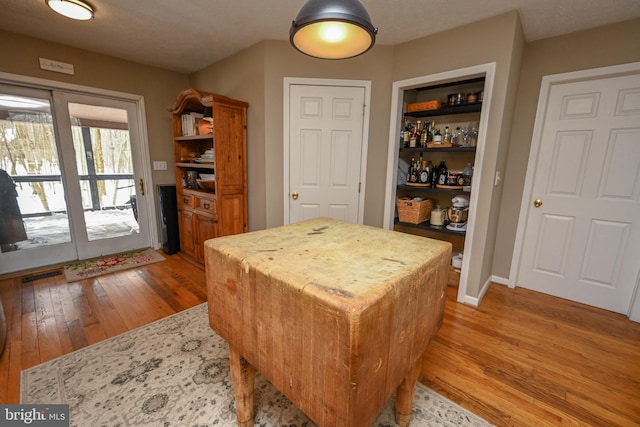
419,160,430,184
428,120,435,143
410,159,419,183
407,157,415,182
436,161,448,186
443,126,452,144
426,160,434,184
420,121,428,147
410,120,421,148
403,118,411,147
433,128,443,144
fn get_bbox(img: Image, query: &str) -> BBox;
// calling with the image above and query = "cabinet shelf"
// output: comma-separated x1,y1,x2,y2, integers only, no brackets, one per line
397,184,471,196
400,145,476,154
405,102,482,118
176,162,215,169
394,218,466,237
174,134,213,142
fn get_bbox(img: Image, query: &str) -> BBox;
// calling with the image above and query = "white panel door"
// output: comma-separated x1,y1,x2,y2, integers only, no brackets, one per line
288,84,365,224
517,72,640,314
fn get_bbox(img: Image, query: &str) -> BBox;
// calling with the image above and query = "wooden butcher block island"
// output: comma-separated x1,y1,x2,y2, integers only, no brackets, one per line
205,218,451,426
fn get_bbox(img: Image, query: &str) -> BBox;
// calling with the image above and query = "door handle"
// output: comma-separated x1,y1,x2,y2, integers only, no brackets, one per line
291,192,299,200
139,179,145,196
534,199,542,208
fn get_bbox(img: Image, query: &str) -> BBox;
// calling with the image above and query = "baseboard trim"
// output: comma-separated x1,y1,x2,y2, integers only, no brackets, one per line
491,275,510,286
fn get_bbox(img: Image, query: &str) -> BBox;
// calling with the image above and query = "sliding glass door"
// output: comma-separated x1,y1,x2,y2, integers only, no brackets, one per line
0,85,151,274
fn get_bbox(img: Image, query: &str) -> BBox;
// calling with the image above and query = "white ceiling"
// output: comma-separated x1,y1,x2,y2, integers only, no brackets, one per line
2,0,639,74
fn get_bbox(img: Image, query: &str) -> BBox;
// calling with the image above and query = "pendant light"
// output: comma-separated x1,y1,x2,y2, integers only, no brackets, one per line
46,0,94,21
290,0,377,60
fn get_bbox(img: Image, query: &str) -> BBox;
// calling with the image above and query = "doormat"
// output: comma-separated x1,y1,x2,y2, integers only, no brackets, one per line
63,248,165,282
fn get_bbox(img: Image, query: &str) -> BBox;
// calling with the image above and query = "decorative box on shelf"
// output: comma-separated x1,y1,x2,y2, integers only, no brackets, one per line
397,198,433,224
406,100,441,112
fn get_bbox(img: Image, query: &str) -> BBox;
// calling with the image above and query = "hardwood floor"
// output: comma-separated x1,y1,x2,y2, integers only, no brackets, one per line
421,285,640,427
1,252,639,426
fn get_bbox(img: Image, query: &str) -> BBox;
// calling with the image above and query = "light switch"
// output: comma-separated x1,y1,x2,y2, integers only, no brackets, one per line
153,161,167,170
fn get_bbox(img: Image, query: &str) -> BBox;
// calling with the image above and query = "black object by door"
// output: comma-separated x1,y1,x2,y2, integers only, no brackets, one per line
157,184,179,255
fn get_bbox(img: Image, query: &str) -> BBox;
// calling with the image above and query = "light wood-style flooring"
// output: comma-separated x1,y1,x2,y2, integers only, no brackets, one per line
1,252,638,426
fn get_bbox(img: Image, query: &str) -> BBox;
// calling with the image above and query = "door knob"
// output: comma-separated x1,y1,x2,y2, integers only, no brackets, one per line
534,199,543,208
291,192,299,200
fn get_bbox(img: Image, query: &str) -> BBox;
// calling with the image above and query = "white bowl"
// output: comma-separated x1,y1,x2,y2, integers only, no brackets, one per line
199,173,215,180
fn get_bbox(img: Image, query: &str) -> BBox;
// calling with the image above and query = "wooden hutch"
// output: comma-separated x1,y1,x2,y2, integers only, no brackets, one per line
169,88,248,266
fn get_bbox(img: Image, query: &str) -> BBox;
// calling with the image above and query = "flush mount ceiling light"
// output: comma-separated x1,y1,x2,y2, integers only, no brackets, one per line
290,0,377,60
46,0,94,21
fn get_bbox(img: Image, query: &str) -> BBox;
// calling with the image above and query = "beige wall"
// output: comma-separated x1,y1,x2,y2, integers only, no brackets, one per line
493,18,640,280
190,44,268,231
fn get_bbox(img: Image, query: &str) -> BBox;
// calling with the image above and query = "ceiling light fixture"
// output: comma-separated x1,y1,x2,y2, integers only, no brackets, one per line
290,0,377,60
46,0,94,21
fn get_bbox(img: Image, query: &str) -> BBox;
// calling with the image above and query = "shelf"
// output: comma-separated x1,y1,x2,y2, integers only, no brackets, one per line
394,218,466,237
414,77,485,92
405,102,482,118
397,184,471,196
176,162,215,169
174,134,213,142
400,145,476,153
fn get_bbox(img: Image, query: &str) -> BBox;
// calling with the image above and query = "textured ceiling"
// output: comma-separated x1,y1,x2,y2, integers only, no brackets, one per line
1,0,639,74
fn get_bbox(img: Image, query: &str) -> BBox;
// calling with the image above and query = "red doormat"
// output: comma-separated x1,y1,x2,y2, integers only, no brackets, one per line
63,248,165,281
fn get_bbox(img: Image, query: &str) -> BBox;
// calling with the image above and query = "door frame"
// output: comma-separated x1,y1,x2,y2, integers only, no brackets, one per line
0,71,159,257
382,63,496,307
510,61,640,321
283,77,371,225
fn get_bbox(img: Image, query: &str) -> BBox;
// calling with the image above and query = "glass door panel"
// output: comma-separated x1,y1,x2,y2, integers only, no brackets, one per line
54,93,150,259
0,86,76,272
68,103,140,241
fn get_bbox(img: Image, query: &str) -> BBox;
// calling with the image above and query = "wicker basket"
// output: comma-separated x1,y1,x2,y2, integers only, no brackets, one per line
406,100,441,112
397,198,433,224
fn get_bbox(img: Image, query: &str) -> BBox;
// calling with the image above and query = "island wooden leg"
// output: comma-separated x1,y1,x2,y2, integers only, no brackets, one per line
395,358,422,427
228,346,256,427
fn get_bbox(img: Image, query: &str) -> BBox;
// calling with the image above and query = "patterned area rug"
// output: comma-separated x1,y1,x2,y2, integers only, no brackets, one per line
63,248,165,281
21,303,492,427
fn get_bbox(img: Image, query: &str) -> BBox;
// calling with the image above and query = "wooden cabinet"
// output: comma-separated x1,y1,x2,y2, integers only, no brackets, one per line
169,88,248,266
393,78,485,282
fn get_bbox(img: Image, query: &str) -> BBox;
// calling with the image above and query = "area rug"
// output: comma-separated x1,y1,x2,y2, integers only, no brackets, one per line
21,303,492,427
63,248,165,281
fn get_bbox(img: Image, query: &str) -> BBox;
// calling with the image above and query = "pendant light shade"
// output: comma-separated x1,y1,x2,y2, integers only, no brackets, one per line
46,0,94,21
290,0,377,60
